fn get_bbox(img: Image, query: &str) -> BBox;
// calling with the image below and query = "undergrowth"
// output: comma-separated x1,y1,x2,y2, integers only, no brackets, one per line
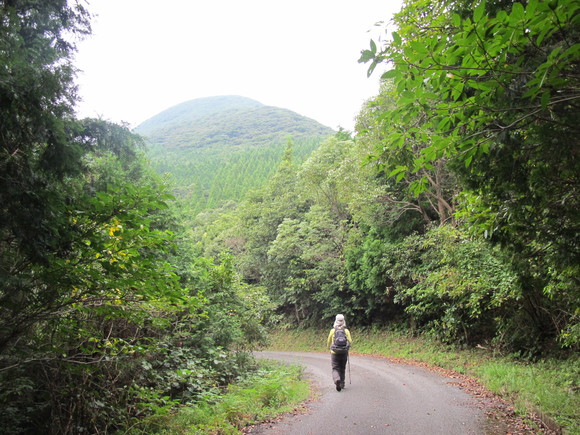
127,359,310,434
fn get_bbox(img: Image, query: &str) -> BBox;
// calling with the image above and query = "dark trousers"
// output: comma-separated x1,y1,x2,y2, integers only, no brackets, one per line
331,352,348,384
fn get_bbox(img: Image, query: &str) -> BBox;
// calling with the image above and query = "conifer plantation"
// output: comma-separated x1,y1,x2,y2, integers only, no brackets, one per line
1,0,578,433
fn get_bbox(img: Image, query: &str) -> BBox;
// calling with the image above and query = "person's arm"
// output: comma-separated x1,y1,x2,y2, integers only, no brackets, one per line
327,329,334,349
346,329,353,346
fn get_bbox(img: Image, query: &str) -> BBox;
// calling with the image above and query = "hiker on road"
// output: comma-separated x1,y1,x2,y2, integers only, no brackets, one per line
327,314,352,391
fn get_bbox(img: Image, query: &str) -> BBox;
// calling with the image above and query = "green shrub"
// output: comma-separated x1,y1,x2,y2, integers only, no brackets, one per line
132,360,310,434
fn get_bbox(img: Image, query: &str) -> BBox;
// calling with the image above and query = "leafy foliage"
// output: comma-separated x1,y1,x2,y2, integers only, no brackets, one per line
359,0,580,348
0,3,272,434
391,226,522,345
0,0,90,264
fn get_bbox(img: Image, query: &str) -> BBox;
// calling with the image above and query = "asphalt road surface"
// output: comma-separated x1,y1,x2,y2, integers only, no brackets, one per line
251,351,492,435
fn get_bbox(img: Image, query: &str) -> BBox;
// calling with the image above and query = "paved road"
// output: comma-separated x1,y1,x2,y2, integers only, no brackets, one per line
251,351,489,435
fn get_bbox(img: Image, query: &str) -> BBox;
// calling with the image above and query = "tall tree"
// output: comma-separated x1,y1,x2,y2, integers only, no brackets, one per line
356,81,458,227
0,0,92,261
360,0,580,349
232,138,307,283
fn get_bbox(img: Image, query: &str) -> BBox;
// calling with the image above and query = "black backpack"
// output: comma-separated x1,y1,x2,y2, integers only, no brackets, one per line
331,328,349,354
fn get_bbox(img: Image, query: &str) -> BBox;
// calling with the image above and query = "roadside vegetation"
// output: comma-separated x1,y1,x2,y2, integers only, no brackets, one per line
267,328,580,434
129,360,310,434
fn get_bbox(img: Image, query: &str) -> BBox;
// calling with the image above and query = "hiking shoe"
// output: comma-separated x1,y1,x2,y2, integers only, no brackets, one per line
335,380,341,391
341,381,345,389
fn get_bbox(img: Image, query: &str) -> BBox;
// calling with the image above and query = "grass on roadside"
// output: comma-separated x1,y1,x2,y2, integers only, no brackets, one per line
130,359,310,434
476,359,579,433
266,327,580,435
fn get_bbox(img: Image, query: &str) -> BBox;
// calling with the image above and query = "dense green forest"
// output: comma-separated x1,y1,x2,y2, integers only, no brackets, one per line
1,0,578,433
193,0,579,354
134,96,334,215
0,2,272,433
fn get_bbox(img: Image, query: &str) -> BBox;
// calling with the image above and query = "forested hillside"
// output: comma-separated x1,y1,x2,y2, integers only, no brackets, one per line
135,96,334,214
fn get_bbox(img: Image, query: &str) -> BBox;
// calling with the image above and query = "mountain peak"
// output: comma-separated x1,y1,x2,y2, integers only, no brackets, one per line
134,95,333,151
135,95,264,135
135,95,334,214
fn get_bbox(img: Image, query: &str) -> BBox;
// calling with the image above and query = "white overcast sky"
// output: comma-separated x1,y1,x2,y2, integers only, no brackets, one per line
74,0,402,131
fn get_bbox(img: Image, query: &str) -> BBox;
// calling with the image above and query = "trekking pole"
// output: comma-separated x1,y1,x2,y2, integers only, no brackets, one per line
348,353,351,385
